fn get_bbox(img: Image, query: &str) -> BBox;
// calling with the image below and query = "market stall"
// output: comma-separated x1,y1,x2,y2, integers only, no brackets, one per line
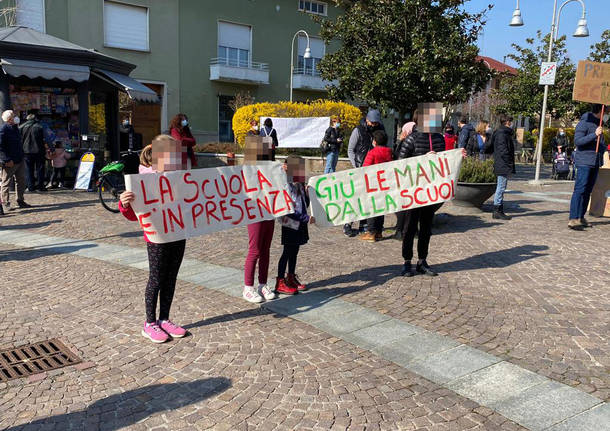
0,26,158,182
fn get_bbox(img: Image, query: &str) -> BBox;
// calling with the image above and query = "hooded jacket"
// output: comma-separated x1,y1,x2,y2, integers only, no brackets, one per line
573,112,607,167
20,118,45,155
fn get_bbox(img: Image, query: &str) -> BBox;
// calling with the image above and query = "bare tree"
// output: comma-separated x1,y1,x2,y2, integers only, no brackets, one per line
0,0,16,27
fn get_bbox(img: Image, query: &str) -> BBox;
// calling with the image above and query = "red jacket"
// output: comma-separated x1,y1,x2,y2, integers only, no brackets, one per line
119,201,152,243
363,145,393,167
170,127,198,167
444,133,458,151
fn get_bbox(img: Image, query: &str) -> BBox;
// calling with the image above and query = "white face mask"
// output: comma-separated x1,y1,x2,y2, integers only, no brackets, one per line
13,116,20,125
335,123,341,128
181,119,188,127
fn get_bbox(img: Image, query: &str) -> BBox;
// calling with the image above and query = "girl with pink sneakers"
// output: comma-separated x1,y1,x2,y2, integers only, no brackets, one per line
119,137,188,344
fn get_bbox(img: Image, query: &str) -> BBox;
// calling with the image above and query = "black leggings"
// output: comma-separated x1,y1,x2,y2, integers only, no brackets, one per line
402,204,442,262
278,244,300,279
145,240,186,323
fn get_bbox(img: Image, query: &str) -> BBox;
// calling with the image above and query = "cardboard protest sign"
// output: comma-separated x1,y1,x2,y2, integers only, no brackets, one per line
308,149,463,227
573,60,610,105
125,163,294,243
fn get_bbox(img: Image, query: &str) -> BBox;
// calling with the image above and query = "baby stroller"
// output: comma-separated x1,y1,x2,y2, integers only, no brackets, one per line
551,150,573,180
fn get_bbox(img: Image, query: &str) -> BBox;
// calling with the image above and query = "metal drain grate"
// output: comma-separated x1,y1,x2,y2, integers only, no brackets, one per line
0,339,81,382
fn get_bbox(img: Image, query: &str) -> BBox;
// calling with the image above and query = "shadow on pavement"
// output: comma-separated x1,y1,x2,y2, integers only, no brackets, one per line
0,244,97,262
184,308,270,330
511,210,567,218
433,214,502,234
6,377,231,431
16,199,99,214
0,220,62,230
432,244,549,273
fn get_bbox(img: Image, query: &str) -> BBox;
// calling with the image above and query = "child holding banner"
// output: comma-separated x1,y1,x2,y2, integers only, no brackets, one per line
276,156,310,294
360,130,393,242
119,135,188,343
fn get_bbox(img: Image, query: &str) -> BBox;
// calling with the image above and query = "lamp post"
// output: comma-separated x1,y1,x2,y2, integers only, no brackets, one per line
290,30,311,102
509,0,589,184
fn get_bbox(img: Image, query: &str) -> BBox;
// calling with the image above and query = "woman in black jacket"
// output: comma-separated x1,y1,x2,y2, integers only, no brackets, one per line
323,116,343,173
394,129,447,277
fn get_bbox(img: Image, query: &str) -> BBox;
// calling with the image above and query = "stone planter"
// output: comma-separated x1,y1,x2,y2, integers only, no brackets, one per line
454,182,497,208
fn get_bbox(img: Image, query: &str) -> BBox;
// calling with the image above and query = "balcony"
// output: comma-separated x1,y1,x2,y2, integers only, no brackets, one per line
209,58,269,85
292,67,337,92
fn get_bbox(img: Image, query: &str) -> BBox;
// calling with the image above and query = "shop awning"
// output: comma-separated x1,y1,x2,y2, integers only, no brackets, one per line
93,69,159,103
0,58,90,82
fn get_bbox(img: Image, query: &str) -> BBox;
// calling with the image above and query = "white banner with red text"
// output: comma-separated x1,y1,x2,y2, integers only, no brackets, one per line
307,149,463,228
125,163,294,243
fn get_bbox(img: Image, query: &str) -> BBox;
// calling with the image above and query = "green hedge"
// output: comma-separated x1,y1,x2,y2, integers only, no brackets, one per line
458,157,496,183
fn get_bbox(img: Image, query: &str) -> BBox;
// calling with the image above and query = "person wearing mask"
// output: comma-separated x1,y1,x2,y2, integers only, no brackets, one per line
467,120,491,160
0,110,29,213
360,130,393,242
492,115,516,221
344,109,383,236
260,118,279,161
392,121,416,240
20,111,48,192
247,119,259,136
457,116,475,149
323,116,343,174
568,104,607,230
169,113,197,168
394,117,450,277
551,128,570,154
444,124,458,151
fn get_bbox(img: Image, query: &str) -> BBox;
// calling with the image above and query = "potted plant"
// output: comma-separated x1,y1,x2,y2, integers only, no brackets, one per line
454,157,497,208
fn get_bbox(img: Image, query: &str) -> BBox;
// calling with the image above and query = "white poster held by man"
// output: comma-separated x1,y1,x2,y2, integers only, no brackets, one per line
125,163,294,243
308,149,464,228
259,117,330,148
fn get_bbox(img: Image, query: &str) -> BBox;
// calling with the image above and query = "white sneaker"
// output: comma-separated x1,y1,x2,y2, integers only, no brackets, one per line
243,285,263,303
259,284,276,301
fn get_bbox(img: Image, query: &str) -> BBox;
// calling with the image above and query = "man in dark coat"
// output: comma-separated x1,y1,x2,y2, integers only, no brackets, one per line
20,111,48,192
492,114,516,220
0,110,30,212
344,109,383,237
568,104,607,230
457,115,475,149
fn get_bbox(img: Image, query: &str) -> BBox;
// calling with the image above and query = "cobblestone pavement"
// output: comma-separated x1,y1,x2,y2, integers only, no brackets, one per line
0,166,608,430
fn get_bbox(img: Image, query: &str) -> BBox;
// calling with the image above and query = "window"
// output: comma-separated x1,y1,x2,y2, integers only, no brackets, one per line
16,0,45,33
298,0,326,16
104,1,149,51
297,36,325,76
218,22,251,68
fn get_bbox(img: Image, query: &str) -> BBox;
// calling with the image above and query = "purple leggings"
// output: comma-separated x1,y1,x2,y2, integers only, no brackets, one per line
244,220,275,286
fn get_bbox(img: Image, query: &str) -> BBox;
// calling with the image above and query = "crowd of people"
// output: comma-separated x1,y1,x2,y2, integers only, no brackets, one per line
2,103,607,344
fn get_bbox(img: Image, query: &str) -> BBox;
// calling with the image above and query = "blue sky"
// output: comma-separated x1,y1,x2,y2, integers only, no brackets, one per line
464,0,608,66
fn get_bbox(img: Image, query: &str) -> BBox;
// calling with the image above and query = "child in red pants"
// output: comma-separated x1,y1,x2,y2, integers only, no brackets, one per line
242,220,277,303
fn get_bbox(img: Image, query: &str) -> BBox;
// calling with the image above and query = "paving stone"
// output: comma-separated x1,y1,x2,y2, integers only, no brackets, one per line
490,381,602,431
373,329,460,368
341,318,421,351
407,345,501,384
447,361,549,406
547,402,610,431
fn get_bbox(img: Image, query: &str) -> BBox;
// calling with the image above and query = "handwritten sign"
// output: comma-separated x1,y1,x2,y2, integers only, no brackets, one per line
74,152,95,190
307,149,463,228
573,60,610,105
125,163,293,243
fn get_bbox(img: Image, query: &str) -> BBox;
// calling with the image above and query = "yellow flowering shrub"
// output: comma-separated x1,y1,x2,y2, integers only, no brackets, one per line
232,100,362,147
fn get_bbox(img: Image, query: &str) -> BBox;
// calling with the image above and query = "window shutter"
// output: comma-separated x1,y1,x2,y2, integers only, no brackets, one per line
16,0,45,33
104,1,149,51
218,22,251,51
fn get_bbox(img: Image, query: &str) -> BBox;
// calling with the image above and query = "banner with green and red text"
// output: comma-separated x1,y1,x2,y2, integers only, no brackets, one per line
307,149,463,227
125,163,294,243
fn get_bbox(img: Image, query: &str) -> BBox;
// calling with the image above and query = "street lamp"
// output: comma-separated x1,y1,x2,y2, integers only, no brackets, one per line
290,30,311,102
509,0,589,184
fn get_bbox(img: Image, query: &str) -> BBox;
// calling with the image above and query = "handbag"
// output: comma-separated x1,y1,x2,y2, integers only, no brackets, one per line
280,216,300,230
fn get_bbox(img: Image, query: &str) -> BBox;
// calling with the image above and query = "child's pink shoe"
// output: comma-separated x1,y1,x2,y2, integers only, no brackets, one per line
142,322,169,343
158,320,187,338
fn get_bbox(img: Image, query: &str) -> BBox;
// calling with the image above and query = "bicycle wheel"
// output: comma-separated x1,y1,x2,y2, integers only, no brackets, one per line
98,172,125,213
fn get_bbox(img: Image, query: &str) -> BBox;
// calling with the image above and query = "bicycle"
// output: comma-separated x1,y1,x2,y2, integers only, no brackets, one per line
98,150,140,213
